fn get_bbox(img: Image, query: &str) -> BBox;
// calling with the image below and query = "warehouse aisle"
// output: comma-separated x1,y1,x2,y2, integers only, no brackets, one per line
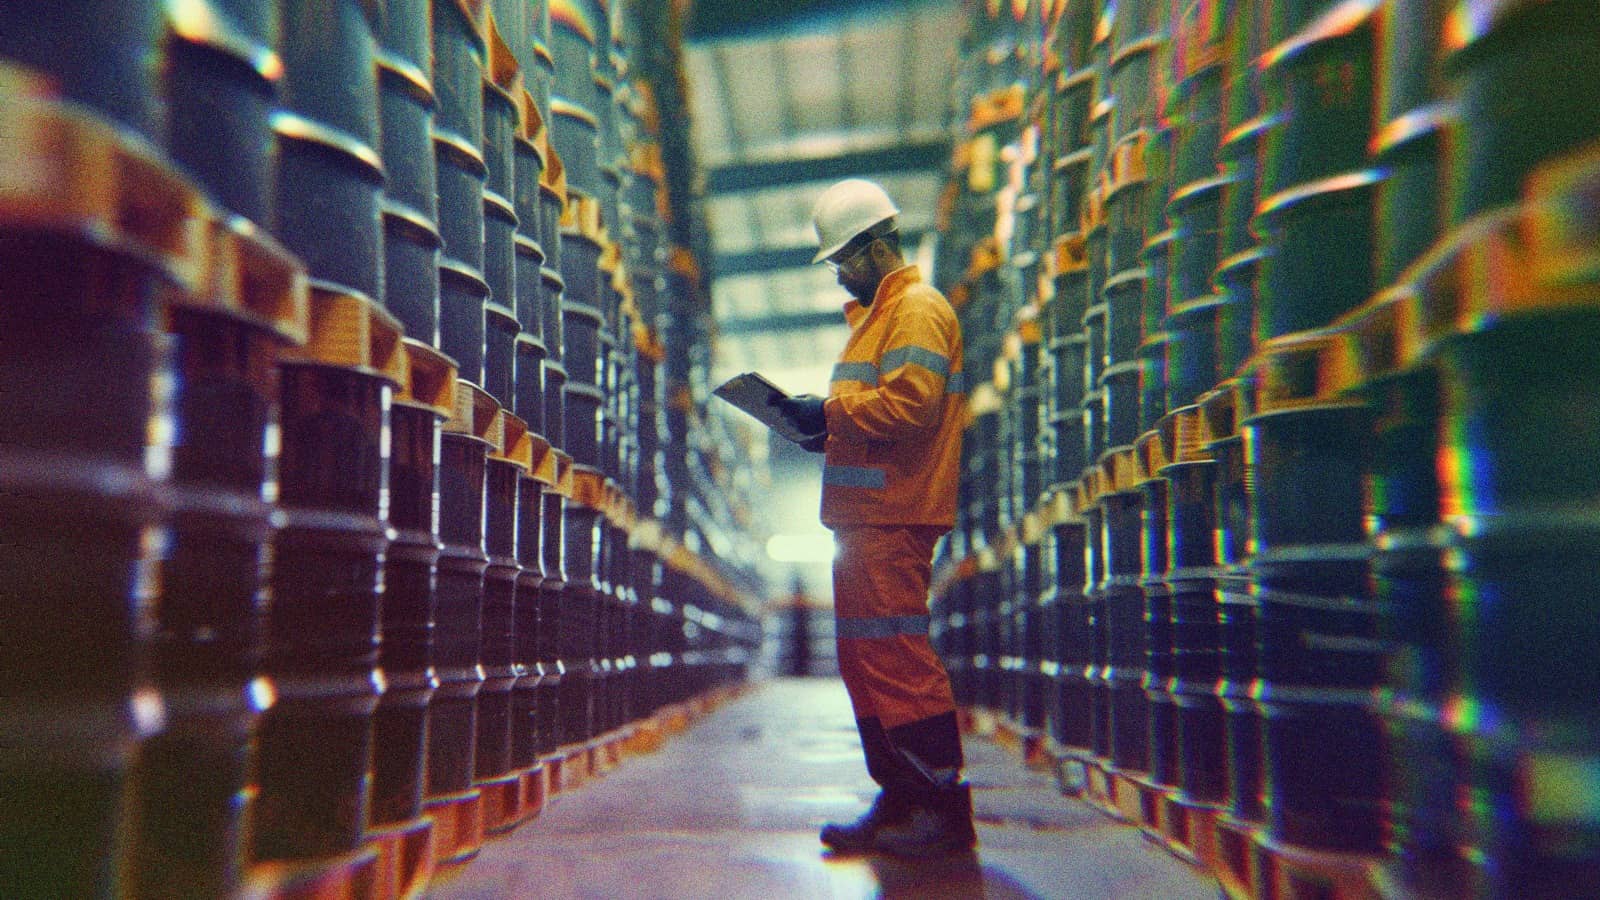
426,679,1217,899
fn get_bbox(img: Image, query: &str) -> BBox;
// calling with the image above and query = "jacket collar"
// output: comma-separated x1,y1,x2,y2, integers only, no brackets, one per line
843,265,921,329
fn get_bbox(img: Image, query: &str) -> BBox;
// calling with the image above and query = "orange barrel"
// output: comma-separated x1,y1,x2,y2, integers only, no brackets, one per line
425,382,496,859
132,221,304,899
1160,412,1228,807
536,452,571,755
255,289,398,864
475,416,528,807
272,0,384,304
378,50,444,343
0,2,164,140
1444,0,1600,223
433,0,489,384
1258,1,1378,199
562,466,606,744
510,437,551,773
163,0,279,224
1204,392,1264,823
0,91,197,892
370,342,454,836
1243,342,1384,853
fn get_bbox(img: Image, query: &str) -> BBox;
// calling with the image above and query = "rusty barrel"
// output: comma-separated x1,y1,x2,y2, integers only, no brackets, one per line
273,0,383,306
370,342,454,837
425,383,497,863
1160,410,1228,807
163,0,279,225
475,416,529,815
132,221,304,899
0,95,197,890
255,289,397,864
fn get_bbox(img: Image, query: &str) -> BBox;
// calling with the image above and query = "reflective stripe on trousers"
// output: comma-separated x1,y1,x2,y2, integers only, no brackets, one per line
833,523,956,730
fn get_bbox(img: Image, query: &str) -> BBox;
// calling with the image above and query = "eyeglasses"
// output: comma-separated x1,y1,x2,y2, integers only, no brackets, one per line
824,238,874,274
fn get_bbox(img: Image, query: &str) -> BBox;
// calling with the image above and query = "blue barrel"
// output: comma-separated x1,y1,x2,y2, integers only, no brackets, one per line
165,3,279,224
257,355,390,863
0,233,169,898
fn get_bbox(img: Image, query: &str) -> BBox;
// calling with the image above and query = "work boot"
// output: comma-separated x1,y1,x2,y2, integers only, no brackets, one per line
872,783,977,858
820,790,915,853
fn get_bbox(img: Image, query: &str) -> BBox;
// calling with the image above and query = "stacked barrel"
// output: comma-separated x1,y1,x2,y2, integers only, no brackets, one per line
933,0,1600,896
0,0,762,896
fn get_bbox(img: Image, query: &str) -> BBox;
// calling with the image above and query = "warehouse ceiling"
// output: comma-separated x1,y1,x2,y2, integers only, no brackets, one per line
683,0,963,396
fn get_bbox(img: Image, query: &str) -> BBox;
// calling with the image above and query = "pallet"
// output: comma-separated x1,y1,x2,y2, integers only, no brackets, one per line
241,846,379,900
365,816,435,900
516,763,548,825
1210,813,1265,900
1252,830,1386,900
422,788,484,867
477,771,524,835
1157,793,1226,870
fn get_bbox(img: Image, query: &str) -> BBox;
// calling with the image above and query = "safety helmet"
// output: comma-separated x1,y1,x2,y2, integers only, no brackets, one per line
810,179,900,264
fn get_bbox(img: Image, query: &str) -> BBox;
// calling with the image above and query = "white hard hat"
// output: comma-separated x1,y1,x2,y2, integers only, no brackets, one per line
810,179,900,264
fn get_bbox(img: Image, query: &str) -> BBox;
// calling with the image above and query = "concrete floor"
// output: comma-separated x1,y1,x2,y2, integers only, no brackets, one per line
426,679,1220,899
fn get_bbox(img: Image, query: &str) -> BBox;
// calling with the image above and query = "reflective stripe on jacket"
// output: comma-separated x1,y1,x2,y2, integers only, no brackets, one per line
820,265,965,528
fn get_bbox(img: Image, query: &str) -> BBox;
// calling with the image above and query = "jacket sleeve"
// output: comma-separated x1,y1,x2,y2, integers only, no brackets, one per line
825,297,957,443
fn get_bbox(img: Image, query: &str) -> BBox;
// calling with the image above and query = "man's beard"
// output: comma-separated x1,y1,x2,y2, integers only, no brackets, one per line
843,274,878,304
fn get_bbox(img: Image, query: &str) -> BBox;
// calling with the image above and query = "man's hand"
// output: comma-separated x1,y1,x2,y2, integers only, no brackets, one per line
770,393,827,437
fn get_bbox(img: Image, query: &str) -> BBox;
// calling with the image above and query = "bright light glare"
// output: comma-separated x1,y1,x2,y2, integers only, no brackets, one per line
766,532,836,563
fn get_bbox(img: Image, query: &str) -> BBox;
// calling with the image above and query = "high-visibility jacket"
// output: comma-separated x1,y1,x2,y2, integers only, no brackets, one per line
820,265,965,528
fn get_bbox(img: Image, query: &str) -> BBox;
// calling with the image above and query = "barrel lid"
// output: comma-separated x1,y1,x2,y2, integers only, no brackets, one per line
1260,0,1380,73
1166,173,1232,215
382,201,444,248
1104,266,1148,293
376,52,435,107
1371,102,1456,160
1108,33,1166,71
272,112,385,183
1254,169,1383,224
167,0,283,81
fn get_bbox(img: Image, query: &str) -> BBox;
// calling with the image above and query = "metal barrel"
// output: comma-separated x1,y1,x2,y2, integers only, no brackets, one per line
255,288,396,864
480,22,522,410
379,45,444,342
1084,502,1114,763
1110,35,1165,141
130,221,304,898
425,382,496,864
485,300,520,407
440,259,490,386
1258,1,1378,199
370,342,454,835
1166,175,1226,316
1102,488,1151,774
1141,475,1178,788
1159,409,1228,807
1102,359,1144,450
1105,266,1145,368
1242,337,1385,853
1418,200,1600,888
1372,0,1452,287
272,1,385,306
510,442,550,775
1211,245,1264,388
0,1,165,140
163,1,280,225
0,98,196,888
1170,0,1225,187
561,466,606,745
1051,514,1095,752
1252,171,1380,342
537,451,570,756
1138,335,1169,434
1201,387,1264,824
1444,0,1600,223
1105,136,1151,276
475,416,528,818
432,0,489,387
1164,295,1225,410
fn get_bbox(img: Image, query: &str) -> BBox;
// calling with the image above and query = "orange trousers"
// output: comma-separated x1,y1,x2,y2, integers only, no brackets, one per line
832,524,956,730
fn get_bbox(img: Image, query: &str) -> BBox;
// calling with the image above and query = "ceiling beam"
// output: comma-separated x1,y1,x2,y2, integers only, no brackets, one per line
704,139,950,195
718,309,843,335
715,227,933,277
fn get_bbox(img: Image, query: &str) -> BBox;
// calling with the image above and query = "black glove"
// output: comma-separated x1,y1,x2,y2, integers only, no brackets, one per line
770,393,827,437
799,432,827,454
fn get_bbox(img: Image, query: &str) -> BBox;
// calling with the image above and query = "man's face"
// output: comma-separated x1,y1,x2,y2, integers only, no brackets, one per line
830,239,879,304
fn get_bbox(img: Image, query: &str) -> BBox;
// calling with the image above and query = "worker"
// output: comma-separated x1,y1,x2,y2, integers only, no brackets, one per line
768,178,973,858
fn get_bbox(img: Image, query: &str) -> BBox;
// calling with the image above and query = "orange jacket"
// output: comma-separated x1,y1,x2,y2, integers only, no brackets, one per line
820,266,966,529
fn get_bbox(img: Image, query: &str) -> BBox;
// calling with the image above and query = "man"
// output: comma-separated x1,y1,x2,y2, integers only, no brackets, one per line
769,178,973,857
